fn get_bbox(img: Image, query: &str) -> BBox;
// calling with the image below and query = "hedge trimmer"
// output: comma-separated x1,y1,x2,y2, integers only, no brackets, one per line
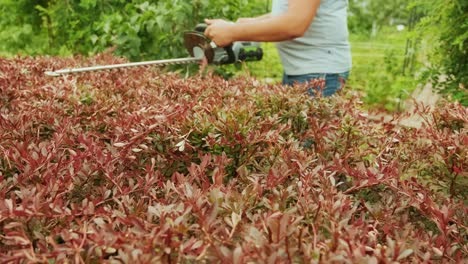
45,24,263,77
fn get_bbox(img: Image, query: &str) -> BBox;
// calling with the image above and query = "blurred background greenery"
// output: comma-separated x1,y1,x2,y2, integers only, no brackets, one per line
0,0,466,109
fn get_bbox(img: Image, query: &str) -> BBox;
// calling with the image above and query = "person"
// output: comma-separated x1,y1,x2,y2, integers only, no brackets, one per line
204,0,352,97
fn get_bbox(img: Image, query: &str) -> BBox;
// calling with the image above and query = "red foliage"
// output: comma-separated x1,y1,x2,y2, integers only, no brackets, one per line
0,55,466,263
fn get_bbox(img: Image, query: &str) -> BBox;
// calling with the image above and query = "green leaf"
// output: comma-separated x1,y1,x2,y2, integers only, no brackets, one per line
79,0,97,9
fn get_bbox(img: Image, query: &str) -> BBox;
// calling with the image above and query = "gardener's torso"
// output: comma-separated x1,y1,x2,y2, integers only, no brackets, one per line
271,0,352,75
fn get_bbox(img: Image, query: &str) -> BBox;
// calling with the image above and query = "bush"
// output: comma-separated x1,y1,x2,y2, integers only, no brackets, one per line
0,56,466,262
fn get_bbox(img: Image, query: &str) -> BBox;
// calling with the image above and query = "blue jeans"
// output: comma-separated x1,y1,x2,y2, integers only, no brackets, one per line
282,71,350,97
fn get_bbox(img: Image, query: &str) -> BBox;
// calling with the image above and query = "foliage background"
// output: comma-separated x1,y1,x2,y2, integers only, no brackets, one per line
347,0,409,36
411,0,468,105
0,0,268,60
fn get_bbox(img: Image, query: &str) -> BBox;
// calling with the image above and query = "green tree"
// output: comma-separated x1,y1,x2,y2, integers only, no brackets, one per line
413,0,468,105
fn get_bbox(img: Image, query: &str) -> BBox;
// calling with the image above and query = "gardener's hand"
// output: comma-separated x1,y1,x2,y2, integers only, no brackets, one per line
204,18,236,47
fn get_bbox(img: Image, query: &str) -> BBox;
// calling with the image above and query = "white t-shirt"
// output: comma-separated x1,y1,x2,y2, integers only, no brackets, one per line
271,0,352,75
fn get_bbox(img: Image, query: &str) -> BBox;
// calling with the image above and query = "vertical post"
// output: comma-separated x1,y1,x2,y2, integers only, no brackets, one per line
403,8,417,76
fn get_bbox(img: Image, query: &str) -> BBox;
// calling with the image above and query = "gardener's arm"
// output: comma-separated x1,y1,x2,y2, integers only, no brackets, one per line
205,14,271,28
236,13,272,23
205,0,320,47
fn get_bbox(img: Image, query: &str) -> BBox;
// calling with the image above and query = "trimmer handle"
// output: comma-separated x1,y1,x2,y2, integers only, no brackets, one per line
194,23,208,33
193,23,237,65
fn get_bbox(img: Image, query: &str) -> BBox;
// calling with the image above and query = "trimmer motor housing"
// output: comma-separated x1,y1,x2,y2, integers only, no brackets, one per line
186,23,263,65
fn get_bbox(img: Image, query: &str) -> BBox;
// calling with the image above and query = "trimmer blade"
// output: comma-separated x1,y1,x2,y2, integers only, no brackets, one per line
183,32,215,63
